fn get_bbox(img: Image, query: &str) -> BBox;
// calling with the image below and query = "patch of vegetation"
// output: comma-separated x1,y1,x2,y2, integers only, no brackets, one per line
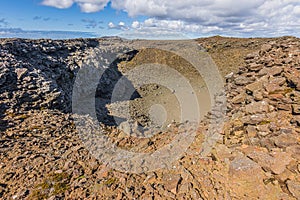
29,172,71,199
28,125,43,131
40,106,47,111
259,120,271,125
16,114,29,120
5,112,17,118
103,177,118,187
76,175,85,180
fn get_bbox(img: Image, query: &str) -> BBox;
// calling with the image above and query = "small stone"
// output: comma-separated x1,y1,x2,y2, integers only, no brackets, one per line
230,155,261,172
277,103,291,111
225,72,234,80
245,52,258,60
259,66,283,76
55,170,63,174
269,93,285,101
23,76,31,82
28,173,35,178
292,116,300,126
265,83,282,94
269,77,286,85
235,76,251,86
232,93,246,104
287,180,300,199
245,101,269,114
292,105,300,115
260,44,272,53
242,114,267,125
178,183,192,194
276,169,295,182
246,126,257,137
234,130,244,137
258,131,270,137
118,121,131,135
273,134,298,148
285,68,300,90
15,68,28,80
248,63,263,71
246,81,263,93
270,66,283,76
143,173,157,184
257,124,270,132
286,145,300,160
162,174,182,194
253,91,264,101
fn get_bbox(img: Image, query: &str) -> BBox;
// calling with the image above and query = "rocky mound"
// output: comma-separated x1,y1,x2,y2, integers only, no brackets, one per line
0,36,300,199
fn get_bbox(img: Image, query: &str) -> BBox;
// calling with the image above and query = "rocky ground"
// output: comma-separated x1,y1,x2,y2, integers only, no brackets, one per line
0,36,300,199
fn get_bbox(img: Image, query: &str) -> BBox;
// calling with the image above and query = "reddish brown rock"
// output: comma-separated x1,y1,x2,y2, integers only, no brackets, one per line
286,145,300,160
287,180,300,199
248,63,263,71
232,92,246,104
277,103,291,111
235,76,252,86
228,155,285,199
245,81,263,93
241,114,268,125
246,149,292,175
245,101,270,114
253,90,264,101
292,104,300,115
260,44,273,54
246,125,257,137
285,67,300,90
162,174,182,194
273,133,299,148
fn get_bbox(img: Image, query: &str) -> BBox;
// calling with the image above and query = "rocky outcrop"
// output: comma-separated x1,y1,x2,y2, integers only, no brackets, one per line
0,38,136,114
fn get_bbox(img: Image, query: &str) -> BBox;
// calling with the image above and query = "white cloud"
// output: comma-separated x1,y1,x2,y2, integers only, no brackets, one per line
42,0,109,12
131,21,140,29
123,18,224,39
42,0,300,37
118,21,125,26
119,28,189,40
120,0,300,37
108,22,115,28
108,21,129,30
42,0,73,9
294,6,300,15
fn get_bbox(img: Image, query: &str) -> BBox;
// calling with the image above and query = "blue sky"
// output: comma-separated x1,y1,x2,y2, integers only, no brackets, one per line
0,0,146,38
1,0,300,39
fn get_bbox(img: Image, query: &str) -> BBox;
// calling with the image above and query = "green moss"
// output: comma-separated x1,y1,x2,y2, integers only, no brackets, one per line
29,172,71,199
76,175,85,180
259,120,271,125
40,106,47,111
16,114,29,120
103,178,118,187
6,112,16,118
263,177,276,185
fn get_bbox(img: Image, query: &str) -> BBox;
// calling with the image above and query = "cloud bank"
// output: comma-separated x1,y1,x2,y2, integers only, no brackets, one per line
41,0,300,37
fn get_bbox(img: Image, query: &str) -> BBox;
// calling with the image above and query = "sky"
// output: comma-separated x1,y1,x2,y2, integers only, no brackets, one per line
0,0,300,39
